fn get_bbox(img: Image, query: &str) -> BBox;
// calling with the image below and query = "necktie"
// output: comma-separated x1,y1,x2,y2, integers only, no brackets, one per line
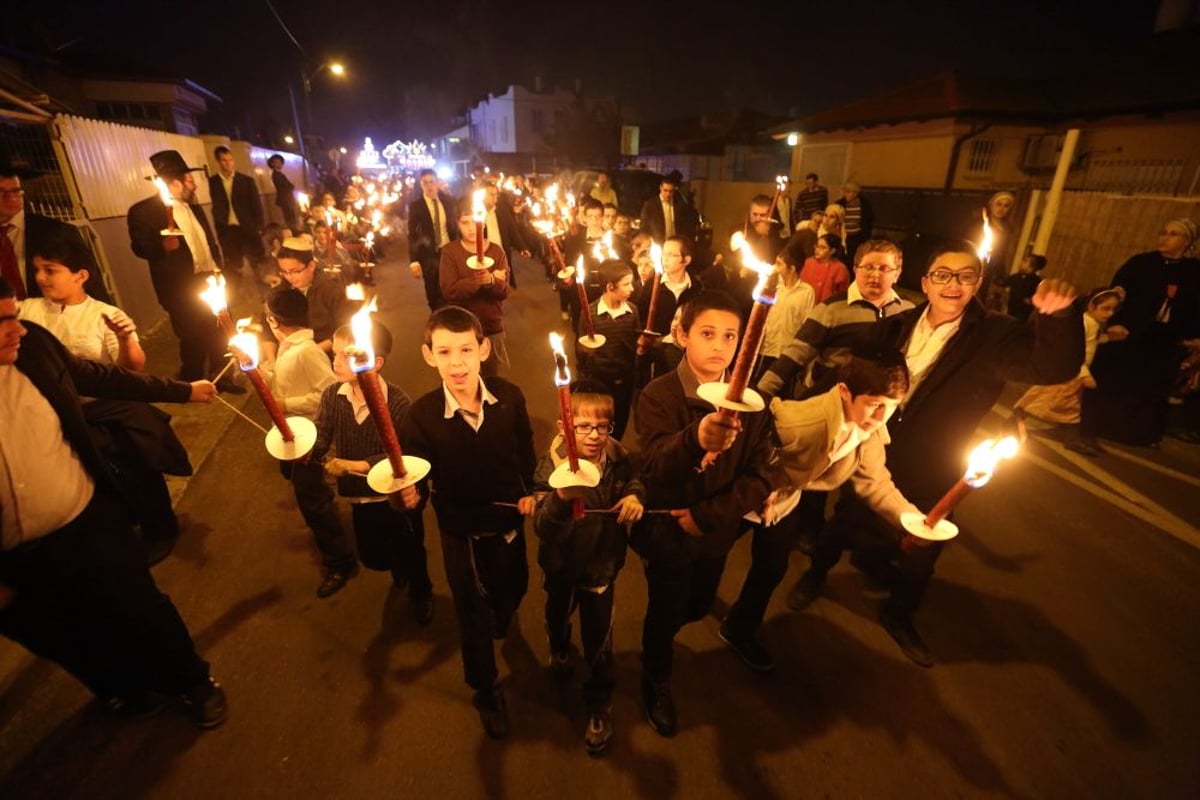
664,202,675,238
431,198,443,247
0,225,24,299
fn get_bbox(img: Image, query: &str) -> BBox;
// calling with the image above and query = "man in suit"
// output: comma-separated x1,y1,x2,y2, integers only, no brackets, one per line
0,276,227,727
481,183,531,289
209,146,264,295
407,168,457,310
127,150,241,390
638,178,698,245
268,154,301,233
0,157,112,304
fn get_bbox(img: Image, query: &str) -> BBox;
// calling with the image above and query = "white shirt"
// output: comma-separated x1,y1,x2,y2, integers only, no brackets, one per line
2,210,25,271
596,296,632,319
442,378,499,432
219,173,239,226
485,209,503,248
0,365,94,550
904,307,962,402
18,296,127,364
172,201,218,273
662,271,691,300
426,196,449,248
338,378,388,426
662,200,675,238
762,280,815,358
260,329,336,420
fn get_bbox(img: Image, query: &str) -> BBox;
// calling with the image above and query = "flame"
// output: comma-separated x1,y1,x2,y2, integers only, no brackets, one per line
977,209,994,263
153,177,173,207
963,436,1020,488
591,240,604,261
345,282,365,302
472,188,487,222
348,295,379,373
549,332,571,386
200,274,228,314
296,191,309,213
576,255,586,284
649,242,663,275
730,232,776,304
230,330,260,370
776,175,788,191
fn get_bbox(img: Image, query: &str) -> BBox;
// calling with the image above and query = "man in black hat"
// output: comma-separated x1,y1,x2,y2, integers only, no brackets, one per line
127,150,242,390
0,155,112,304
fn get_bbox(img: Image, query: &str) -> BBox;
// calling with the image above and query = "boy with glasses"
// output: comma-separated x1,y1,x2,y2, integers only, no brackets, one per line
532,379,644,755
275,236,351,354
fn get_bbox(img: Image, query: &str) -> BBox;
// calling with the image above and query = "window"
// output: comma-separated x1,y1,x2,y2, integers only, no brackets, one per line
966,137,998,176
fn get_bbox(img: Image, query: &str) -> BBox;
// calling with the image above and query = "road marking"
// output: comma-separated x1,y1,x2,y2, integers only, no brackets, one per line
1100,445,1200,490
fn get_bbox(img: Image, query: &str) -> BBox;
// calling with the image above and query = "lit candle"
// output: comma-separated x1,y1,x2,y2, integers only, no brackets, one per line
472,188,487,264
325,209,336,261
229,329,295,442
924,436,1019,526
724,232,778,403
154,177,179,234
575,256,595,339
765,175,786,227
549,333,585,520
638,242,664,355
199,274,237,338
347,296,406,479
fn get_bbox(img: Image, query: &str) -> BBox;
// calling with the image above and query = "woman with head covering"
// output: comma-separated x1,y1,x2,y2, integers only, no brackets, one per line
1078,218,1200,449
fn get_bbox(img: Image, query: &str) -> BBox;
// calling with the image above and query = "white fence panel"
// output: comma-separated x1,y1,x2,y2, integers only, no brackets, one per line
54,114,211,220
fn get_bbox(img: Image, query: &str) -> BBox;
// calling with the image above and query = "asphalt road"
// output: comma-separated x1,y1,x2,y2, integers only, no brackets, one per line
2,250,1198,799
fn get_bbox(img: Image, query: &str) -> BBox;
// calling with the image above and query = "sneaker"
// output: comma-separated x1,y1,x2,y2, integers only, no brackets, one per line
473,687,509,739
879,606,934,668
584,710,614,756
718,621,775,672
182,677,228,729
317,566,356,598
786,570,826,612
640,673,677,737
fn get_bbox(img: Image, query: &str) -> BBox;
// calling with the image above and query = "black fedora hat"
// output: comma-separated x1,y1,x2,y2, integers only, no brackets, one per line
147,149,204,180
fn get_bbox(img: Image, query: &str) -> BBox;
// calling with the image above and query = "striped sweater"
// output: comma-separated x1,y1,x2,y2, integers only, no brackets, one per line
756,288,913,399
312,379,413,499
576,300,641,381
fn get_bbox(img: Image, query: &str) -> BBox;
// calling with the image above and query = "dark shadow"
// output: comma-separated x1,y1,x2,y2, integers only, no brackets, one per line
192,587,284,652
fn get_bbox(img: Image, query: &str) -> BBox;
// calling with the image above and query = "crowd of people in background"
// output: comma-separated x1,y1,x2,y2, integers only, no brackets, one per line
1,147,1198,758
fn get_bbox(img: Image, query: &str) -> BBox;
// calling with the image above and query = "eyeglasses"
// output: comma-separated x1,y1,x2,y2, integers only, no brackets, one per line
278,263,314,277
854,264,898,275
0,189,25,199
926,269,981,285
573,423,614,436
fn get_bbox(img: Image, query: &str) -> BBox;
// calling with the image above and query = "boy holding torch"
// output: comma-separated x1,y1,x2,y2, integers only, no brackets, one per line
395,306,536,740
532,379,645,756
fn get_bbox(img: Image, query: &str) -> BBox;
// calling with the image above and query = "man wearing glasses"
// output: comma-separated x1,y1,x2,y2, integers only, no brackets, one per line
789,241,1081,667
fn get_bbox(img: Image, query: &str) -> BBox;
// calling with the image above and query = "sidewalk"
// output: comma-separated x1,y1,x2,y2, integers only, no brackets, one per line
140,295,259,506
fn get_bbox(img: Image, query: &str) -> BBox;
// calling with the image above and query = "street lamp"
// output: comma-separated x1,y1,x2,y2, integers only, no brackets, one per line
283,134,295,145
288,60,347,187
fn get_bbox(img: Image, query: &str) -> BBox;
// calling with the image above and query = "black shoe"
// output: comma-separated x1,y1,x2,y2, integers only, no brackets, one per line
492,611,513,641
548,646,574,680
215,378,247,395
144,535,178,568
718,621,775,673
317,567,355,598
473,687,509,739
390,569,409,590
786,570,826,612
412,595,434,626
182,677,228,729
104,690,165,720
640,673,677,737
879,607,934,668
585,710,614,756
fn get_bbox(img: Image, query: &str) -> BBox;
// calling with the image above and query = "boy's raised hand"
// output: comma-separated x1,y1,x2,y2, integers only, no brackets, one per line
698,411,740,452
612,494,644,524
101,310,137,340
517,495,537,516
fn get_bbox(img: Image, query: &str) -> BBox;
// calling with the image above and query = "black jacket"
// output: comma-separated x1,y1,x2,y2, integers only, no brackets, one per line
533,437,644,586
127,195,221,309
209,172,264,233
406,192,458,266
882,299,1084,502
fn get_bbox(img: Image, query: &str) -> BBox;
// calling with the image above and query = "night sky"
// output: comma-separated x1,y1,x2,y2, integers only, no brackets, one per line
8,0,1161,147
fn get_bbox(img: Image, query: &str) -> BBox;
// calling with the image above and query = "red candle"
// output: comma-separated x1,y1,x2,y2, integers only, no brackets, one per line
355,367,407,478
548,237,567,273
244,367,294,441
557,383,581,472
923,436,1020,527
924,479,973,527
725,271,779,403
637,271,661,356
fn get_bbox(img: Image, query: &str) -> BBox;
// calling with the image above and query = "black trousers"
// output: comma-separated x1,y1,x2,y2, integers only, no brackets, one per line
544,573,616,712
441,529,529,692
216,225,263,292
641,551,728,683
351,502,432,598
163,281,229,382
420,257,442,311
809,493,944,618
724,490,827,639
282,460,355,571
0,494,209,700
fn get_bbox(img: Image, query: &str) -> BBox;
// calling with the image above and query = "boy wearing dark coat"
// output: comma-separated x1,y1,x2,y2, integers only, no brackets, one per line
533,380,644,756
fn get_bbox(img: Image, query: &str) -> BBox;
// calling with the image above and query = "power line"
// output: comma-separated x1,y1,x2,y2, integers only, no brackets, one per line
263,0,305,54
